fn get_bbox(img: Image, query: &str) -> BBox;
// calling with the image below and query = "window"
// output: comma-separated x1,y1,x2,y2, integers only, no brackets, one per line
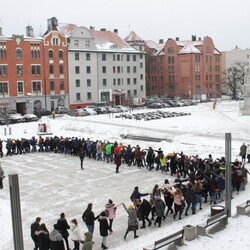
140,62,143,68
85,41,90,47
87,79,91,87
59,65,64,75
216,84,220,91
49,65,54,74
87,92,92,100
133,89,137,96
0,82,8,95
127,90,131,97
31,65,41,76
52,37,59,46
17,82,23,95
133,66,136,73
127,66,130,73
118,79,121,85
127,54,130,61
74,40,79,47
60,81,64,91
117,66,121,73
0,65,7,76
169,85,175,92
86,66,91,73
113,66,116,73
140,85,143,91
113,54,116,61
133,55,136,61
76,79,80,87
86,53,90,61
59,50,63,60
103,79,107,86
76,93,81,101
127,78,131,85
0,48,7,59
17,65,23,76
16,48,22,59
195,85,201,91
75,53,79,60
102,66,106,73
117,54,121,61
49,50,53,59
32,81,41,94
113,79,116,86
140,74,143,80
50,81,55,91
133,78,137,85
102,54,106,61
75,66,80,74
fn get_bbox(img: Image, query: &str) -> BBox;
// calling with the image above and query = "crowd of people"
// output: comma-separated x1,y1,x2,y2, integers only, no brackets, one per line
1,136,250,249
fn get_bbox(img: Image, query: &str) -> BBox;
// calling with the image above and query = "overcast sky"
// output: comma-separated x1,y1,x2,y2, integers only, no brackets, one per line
1,0,249,51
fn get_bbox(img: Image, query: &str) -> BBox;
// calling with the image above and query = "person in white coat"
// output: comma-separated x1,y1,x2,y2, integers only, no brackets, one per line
70,219,81,250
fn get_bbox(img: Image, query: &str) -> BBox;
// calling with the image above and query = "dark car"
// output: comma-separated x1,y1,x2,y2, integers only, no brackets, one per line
147,102,165,109
33,109,51,117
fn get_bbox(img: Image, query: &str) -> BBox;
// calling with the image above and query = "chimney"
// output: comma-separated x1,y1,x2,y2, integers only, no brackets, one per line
114,29,118,34
89,26,95,31
26,25,34,37
47,17,58,31
100,28,106,31
176,37,179,41
198,37,201,41
191,35,196,41
159,39,164,44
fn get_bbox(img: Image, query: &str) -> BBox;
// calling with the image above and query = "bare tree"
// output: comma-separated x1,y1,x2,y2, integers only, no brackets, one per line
223,61,249,100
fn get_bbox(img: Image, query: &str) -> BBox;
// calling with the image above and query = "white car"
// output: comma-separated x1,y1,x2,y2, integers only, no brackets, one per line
23,114,39,122
114,105,129,112
82,108,97,115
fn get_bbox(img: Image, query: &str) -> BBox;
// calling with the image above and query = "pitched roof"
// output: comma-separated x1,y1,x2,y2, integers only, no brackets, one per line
124,31,144,42
57,23,78,37
145,40,165,55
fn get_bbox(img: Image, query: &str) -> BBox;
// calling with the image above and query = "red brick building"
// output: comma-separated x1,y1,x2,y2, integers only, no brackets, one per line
0,17,69,115
144,35,222,99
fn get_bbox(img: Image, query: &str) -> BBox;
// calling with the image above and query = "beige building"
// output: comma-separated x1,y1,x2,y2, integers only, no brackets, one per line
58,24,146,109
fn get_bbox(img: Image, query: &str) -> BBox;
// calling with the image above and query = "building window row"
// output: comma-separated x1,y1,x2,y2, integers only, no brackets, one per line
0,82,9,95
31,65,41,76
0,65,7,76
31,49,40,59
48,50,63,60
0,48,7,59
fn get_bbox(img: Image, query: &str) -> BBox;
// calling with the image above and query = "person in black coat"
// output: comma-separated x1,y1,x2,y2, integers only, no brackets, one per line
49,224,65,250
130,186,149,202
31,217,41,250
36,223,50,250
184,182,196,215
57,212,70,250
136,198,152,228
82,203,96,234
97,211,112,249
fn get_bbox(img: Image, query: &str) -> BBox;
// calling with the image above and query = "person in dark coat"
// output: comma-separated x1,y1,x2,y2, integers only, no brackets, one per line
57,212,70,250
114,151,122,173
82,203,96,234
49,224,65,250
36,223,50,250
135,198,152,228
79,149,85,170
31,217,41,250
154,196,165,227
240,143,247,163
184,182,196,216
97,211,112,249
130,186,149,202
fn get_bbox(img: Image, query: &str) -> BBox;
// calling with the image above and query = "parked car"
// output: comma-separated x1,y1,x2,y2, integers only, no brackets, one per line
114,105,129,112
8,113,25,124
82,108,97,115
68,109,88,117
0,117,7,125
147,102,165,109
55,106,70,114
93,107,108,114
33,109,51,117
105,106,120,113
23,114,39,122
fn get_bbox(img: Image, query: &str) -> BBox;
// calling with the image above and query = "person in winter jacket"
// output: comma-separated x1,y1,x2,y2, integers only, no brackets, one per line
122,203,139,240
49,224,65,250
105,199,121,232
193,180,203,212
240,143,247,163
217,173,226,201
82,203,96,234
168,187,184,220
80,232,93,250
135,198,152,228
184,182,196,215
163,179,174,216
130,186,149,202
154,196,165,227
31,217,41,250
36,223,50,250
79,149,85,170
0,162,5,189
70,219,81,250
96,211,112,249
57,212,70,250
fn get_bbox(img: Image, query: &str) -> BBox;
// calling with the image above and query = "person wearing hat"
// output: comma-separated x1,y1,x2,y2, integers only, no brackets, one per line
122,203,139,240
49,224,65,250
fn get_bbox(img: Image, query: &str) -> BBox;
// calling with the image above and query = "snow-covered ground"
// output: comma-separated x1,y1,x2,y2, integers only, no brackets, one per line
0,100,250,250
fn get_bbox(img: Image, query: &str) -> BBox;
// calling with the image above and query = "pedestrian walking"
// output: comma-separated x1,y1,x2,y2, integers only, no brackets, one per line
70,218,81,250
57,212,70,250
240,143,247,163
79,149,85,170
105,199,121,232
82,203,96,234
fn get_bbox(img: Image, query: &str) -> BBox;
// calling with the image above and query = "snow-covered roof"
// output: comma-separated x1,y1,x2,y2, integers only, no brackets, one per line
145,40,165,55
57,23,78,37
178,44,202,54
125,31,144,42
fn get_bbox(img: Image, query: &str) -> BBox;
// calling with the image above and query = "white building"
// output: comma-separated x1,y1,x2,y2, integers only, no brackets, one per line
59,24,146,108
